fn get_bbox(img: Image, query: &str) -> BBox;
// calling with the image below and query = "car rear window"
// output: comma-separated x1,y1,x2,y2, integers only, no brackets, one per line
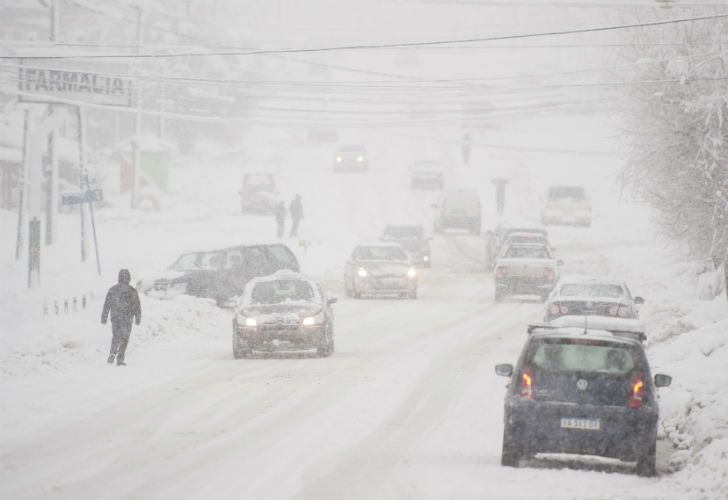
251,280,315,304
548,186,586,199
504,246,550,259
530,339,637,374
560,284,624,298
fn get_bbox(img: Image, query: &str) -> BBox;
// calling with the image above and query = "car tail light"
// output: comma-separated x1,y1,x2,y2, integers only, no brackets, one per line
495,267,506,279
519,367,535,400
618,306,632,318
560,305,569,314
628,374,644,409
608,305,618,316
544,268,556,281
549,304,560,316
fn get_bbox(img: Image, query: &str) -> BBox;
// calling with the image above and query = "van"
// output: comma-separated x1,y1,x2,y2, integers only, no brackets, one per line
432,189,481,234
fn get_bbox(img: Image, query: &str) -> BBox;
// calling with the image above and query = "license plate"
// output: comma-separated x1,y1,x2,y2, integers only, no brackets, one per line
560,418,600,430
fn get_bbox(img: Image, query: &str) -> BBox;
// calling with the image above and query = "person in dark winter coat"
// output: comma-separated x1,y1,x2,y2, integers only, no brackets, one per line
289,194,304,237
275,201,287,238
101,269,141,366
462,132,472,165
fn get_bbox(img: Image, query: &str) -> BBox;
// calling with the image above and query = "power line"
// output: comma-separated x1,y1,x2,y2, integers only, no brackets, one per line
4,12,728,60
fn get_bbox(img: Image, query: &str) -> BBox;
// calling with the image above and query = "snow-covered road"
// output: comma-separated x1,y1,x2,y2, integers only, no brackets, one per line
0,233,674,500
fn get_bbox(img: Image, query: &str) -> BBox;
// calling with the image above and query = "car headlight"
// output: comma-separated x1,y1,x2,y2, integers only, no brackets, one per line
407,268,417,279
356,156,364,162
302,313,324,326
357,267,368,278
423,255,429,261
336,156,343,162
245,317,257,327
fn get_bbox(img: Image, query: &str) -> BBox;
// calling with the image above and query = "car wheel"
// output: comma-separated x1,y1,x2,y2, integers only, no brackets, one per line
232,337,249,359
635,440,656,477
318,324,334,357
352,283,362,299
501,427,521,467
408,289,418,300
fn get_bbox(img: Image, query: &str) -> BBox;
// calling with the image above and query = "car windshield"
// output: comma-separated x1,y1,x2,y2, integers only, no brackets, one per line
357,246,407,261
560,283,625,298
548,186,586,199
504,246,551,259
383,226,423,239
339,145,363,152
170,253,198,271
509,234,546,244
530,339,637,374
251,280,315,304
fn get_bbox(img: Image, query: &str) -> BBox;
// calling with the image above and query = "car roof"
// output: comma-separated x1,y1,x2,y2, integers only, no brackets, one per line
527,324,645,345
556,275,626,287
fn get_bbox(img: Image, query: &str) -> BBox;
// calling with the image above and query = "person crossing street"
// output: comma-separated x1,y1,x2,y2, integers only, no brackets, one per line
101,269,141,366
289,194,304,237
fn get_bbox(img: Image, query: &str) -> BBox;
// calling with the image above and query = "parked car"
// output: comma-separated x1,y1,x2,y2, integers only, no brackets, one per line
545,276,644,323
432,189,481,235
541,185,592,227
495,324,671,476
410,161,445,190
380,224,432,267
494,243,562,302
344,244,418,299
239,173,279,214
485,221,549,270
232,270,336,358
334,144,368,171
136,243,300,306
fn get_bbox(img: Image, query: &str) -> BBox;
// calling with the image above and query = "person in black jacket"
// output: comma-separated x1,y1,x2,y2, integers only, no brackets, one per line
289,194,304,237
101,269,141,366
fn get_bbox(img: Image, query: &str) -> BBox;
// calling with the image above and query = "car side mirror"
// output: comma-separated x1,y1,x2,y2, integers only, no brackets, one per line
327,297,338,305
557,259,565,266
654,373,671,387
634,296,645,305
495,363,513,377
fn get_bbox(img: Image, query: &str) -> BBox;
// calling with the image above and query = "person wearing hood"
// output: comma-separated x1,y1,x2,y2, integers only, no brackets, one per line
101,269,141,366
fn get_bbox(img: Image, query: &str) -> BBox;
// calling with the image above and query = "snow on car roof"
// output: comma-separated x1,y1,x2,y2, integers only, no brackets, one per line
240,270,323,306
557,275,626,287
528,325,641,345
550,315,644,333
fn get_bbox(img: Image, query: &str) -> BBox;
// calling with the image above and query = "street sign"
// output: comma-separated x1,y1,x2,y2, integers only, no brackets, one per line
60,189,103,206
18,65,133,107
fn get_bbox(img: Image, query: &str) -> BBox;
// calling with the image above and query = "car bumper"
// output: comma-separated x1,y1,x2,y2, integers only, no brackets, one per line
334,161,367,170
504,399,657,460
235,325,325,350
439,216,479,230
496,277,555,295
356,276,417,296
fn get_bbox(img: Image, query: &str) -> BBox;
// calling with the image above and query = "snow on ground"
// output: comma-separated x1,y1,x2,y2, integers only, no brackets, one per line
1,112,727,499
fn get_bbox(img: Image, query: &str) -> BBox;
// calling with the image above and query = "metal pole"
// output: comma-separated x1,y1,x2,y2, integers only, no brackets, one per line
79,105,102,276
131,6,143,210
76,106,86,262
46,104,59,245
15,109,29,260
51,0,60,43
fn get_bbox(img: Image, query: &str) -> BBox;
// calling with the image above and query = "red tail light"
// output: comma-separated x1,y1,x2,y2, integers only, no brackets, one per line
628,374,644,409
495,267,506,279
520,367,535,400
618,306,632,318
544,268,556,281
549,304,560,316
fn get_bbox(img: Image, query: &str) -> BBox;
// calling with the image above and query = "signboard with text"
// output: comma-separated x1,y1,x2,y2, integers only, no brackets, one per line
18,65,133,107
60,189,104,206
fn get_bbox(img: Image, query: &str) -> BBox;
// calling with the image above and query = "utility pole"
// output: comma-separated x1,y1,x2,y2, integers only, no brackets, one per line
131,5,143,210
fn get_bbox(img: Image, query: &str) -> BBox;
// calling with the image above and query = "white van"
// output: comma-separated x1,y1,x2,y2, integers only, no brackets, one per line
432,189,482,234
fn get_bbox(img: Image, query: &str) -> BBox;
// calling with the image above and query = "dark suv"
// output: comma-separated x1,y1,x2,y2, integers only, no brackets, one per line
137,243,300,306
495,325,671,476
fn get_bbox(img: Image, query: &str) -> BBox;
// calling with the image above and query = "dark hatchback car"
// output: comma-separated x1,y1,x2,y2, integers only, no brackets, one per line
495,325,671,476
137,243,300,306
232,271,336,358
380,224,432,267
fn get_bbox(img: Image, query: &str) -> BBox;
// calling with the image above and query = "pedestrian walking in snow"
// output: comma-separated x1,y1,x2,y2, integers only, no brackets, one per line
275,201,287,238
289,194,304,237
101,269,141,366
462,133,472,165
